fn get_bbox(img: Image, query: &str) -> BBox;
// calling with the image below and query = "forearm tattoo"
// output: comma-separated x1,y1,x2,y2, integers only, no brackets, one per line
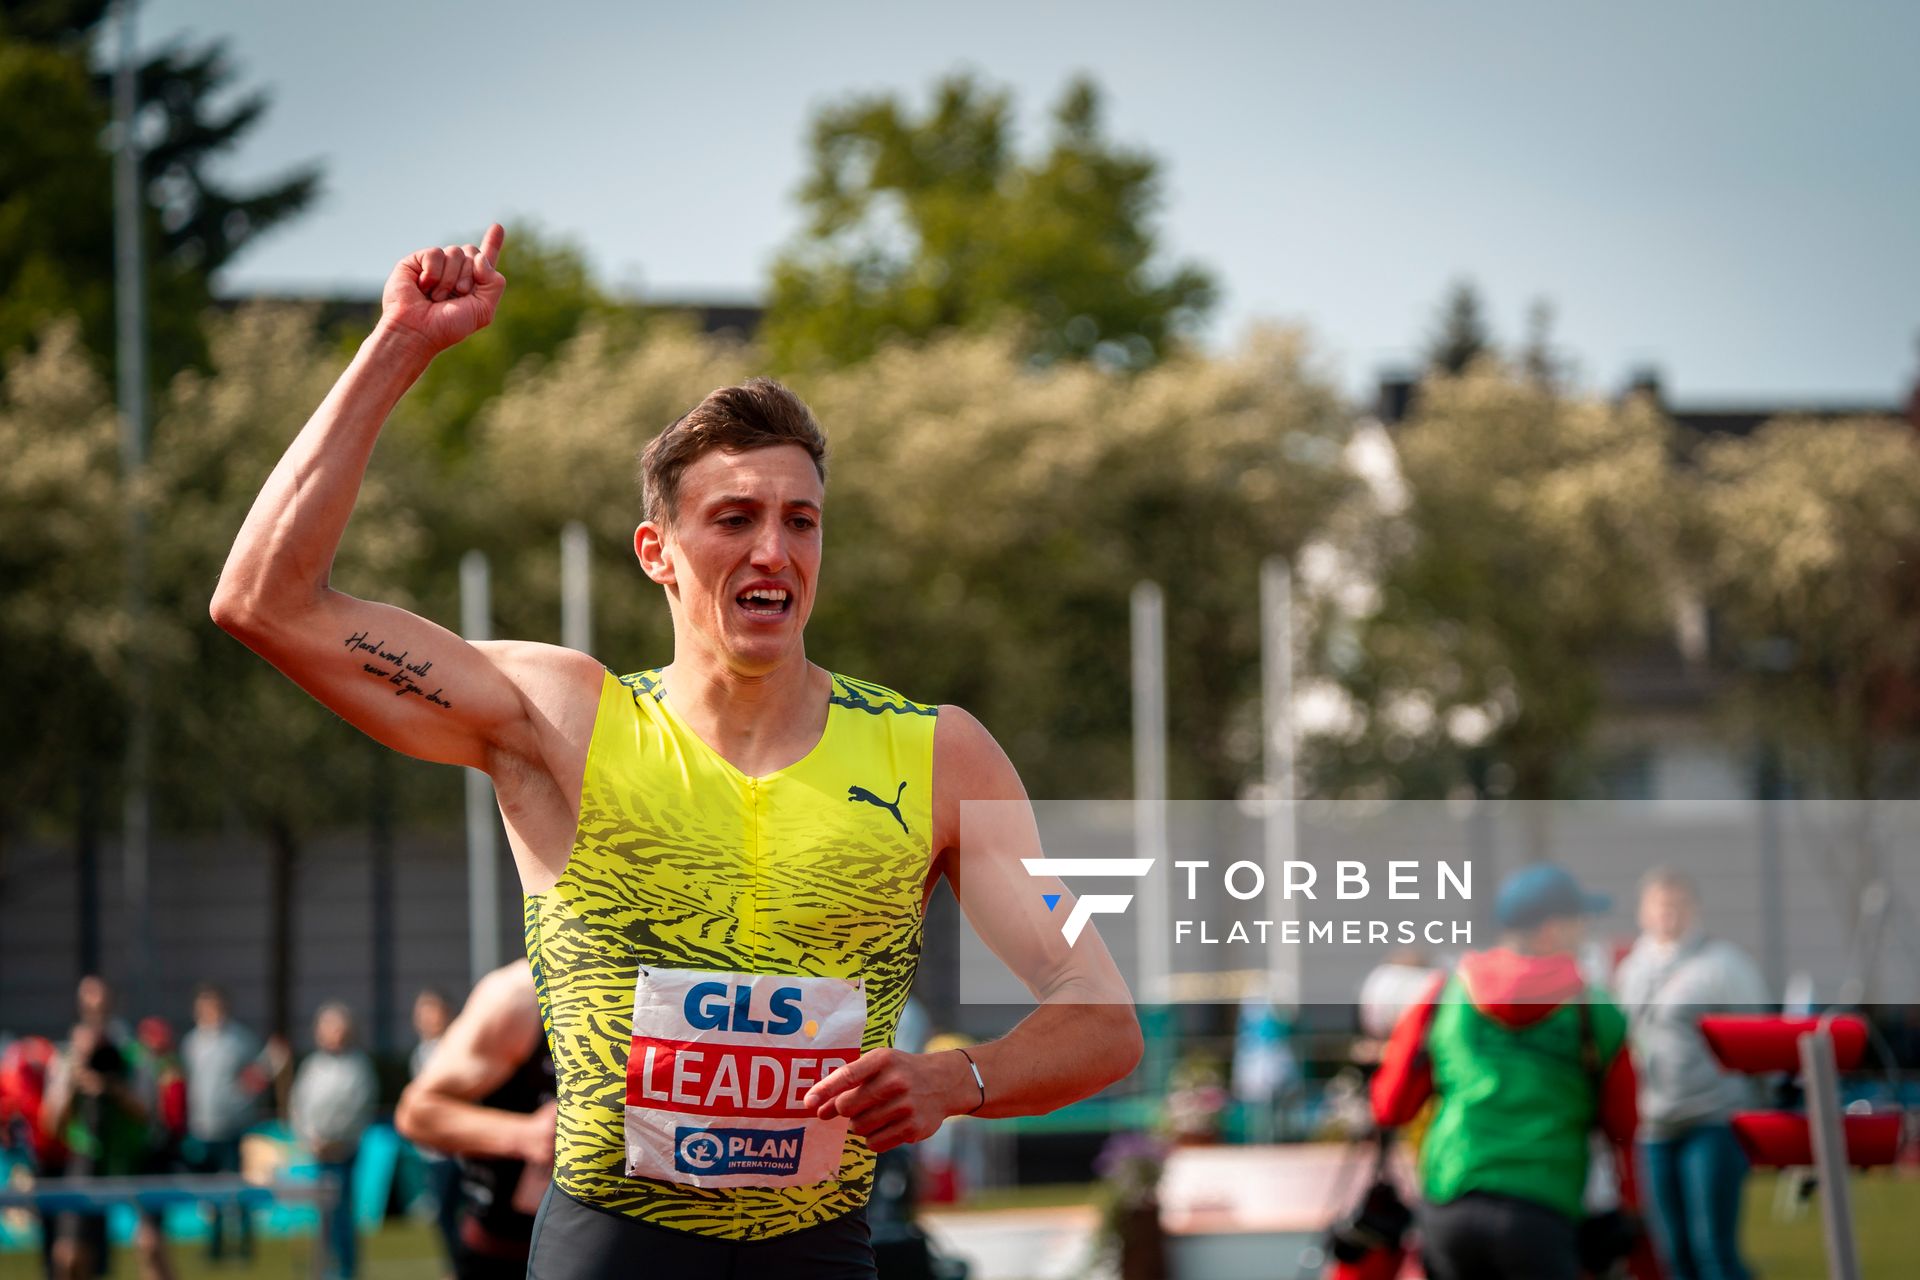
346,631,453,708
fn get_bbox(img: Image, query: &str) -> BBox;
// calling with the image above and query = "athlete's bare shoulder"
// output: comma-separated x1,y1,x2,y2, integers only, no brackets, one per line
930,705,1027,859
470,641,606,779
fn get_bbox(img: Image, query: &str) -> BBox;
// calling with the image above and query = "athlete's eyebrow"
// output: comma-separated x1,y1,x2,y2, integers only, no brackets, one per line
706,495,821,514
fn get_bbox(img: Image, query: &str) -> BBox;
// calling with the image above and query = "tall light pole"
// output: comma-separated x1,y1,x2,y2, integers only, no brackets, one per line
113,0,154,1013
561,522,592,654
461,551,500,982
1260,556,1300,1010
1131,581,1169,1000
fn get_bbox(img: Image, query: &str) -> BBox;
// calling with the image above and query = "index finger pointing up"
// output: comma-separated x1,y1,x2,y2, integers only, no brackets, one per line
479,222,506,270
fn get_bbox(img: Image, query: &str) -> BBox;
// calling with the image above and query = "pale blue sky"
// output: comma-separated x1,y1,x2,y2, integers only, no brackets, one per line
141,0,1919,404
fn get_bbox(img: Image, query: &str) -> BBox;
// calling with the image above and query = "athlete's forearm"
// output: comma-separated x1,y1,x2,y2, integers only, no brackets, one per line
395,1087,547,1165
212,322,433,625
962,1001,1142,1120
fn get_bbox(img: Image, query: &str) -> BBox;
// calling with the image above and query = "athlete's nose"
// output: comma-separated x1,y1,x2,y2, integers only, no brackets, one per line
749,520,789,573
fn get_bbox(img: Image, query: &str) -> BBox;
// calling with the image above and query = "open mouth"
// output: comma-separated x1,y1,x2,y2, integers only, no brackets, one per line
736,586,792,618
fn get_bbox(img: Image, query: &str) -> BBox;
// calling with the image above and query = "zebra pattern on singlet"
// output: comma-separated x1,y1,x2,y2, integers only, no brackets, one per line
525,668,936,1240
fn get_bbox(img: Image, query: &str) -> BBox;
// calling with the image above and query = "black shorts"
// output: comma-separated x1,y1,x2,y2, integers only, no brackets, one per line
526,1184,876,1280
1420,1192,1579,1280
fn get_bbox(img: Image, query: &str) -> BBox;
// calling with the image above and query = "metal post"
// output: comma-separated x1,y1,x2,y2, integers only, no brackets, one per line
461,551,500,982
369,743,394,1052
1260,557,1300,1011
1799,1028,1861,1280
1756,745,1786,1000
1131,581,1173,1092
113,0,154,1015
561,521,593,654
1131,582,1169,1001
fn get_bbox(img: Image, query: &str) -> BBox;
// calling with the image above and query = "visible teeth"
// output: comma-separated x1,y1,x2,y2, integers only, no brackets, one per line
742,588,789,603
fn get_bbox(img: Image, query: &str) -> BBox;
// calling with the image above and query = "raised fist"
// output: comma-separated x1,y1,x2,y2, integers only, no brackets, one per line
379,223,507,356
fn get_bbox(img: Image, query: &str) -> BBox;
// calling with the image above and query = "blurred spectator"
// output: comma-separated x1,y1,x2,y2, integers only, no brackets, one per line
0,1034,65,1174
179,984,269,1261
408,987,462,1271
135,1019,188,1162
1371,866,1652,1280
1616,868,1768,1280
133,1017,186,1279
396,964,553,1280
412,989,453,1072
1358,947,1443,1042
263,1031,296,1117
40,975,172,1280
290,1003,378,1280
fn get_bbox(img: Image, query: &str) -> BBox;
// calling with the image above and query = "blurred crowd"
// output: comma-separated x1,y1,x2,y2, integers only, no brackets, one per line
0,868,1849,1280
0,981,450,1280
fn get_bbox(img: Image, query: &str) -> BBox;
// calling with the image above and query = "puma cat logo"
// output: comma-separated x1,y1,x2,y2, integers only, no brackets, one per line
847,782,909,833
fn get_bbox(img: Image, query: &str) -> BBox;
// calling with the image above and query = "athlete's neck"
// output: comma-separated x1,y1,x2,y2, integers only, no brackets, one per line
658,652,830,777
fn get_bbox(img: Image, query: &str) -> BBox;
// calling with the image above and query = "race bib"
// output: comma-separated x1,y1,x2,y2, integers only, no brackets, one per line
625,966,866,1188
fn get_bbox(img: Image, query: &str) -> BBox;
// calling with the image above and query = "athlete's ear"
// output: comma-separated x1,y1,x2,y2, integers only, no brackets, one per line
635,520,675,587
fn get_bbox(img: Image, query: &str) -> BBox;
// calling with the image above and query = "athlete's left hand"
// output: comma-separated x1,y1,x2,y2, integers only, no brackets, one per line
804,1048,975,1152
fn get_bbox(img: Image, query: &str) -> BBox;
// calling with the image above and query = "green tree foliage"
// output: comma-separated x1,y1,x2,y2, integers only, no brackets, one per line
1692,417,1920,797
147,307,442,833
1310,366,1679,799
764,75,1216,372
0,0,319,385
1425,279,1493,376
0,322,124,832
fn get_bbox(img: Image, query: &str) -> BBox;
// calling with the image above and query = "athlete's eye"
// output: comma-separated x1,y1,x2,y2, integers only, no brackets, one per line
717,514,750,528
789,516,817,531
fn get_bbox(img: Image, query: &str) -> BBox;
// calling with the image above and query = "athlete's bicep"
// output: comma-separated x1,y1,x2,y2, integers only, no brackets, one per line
214,586,533,771
934,708,1134,1006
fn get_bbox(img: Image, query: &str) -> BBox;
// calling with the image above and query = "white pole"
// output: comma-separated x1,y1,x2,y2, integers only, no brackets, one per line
113,0,154,1014
1131,582,1169,1002
561,522,592,654
1261,557,1300,1010
461,551,500,982
1800,1029,1862,1280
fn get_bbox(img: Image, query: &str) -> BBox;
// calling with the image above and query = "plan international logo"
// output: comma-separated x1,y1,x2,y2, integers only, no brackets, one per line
1020,858,1155,945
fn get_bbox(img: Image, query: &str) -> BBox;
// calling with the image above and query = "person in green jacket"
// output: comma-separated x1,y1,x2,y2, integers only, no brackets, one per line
1371,865,1653,1280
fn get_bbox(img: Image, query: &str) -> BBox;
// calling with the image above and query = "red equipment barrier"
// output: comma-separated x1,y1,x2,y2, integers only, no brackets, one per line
1698,1014,1868,1074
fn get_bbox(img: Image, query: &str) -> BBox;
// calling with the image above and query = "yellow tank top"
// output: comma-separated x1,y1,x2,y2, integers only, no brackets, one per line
525,668,937,1240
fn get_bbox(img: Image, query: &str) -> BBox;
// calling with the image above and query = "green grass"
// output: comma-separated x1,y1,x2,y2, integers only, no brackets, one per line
4,1172,1915,1278
0,1219,446,1280
1744,1169,1920,1279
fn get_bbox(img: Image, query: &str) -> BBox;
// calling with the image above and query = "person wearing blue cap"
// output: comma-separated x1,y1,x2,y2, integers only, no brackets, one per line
1372,864,1655,1280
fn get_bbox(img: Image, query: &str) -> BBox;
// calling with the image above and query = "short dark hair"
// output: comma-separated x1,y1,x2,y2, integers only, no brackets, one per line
639,378,828,526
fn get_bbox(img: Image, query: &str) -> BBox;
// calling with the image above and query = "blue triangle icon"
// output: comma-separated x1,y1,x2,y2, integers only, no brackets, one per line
1043,894,1061,912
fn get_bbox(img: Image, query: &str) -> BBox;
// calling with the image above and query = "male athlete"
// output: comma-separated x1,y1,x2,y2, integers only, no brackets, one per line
396,962,555,1279
212,224,1142,1277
